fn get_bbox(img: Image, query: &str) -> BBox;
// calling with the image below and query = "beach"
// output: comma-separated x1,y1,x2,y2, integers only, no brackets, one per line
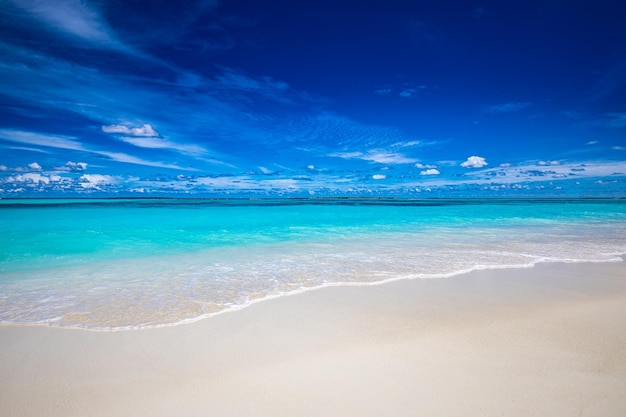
2,259,626,417
2,0,626,412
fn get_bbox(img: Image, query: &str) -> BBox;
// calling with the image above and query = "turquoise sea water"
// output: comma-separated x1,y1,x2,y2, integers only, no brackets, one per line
1,198,626,329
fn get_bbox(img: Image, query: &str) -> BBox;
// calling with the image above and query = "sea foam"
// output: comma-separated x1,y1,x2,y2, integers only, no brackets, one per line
1,198,625,330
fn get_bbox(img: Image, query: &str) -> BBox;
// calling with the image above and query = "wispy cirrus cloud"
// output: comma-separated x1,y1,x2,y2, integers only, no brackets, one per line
278,112,420,151
117,137,209,157
486,102,532,113
391,140,422,148
101,124,209,157
329,149,418,165
399,86,428,98
0,129,195,171
1,31,431,177
374,84,429,99
0,42,149,120
5,0,131,52
573,112,626,129
602,112,626,128
215,69,291,99
0,45,355,174
374,88,393,96
0,129,87,151
97,151,195,170
0,43,238,163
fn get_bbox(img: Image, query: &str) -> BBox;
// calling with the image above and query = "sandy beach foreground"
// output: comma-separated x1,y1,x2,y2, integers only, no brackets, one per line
2,260,626,417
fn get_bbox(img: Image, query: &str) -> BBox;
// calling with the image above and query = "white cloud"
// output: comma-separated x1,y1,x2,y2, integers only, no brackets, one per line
499,163,512,167
0,128,196,171
79,174,116,189
28,162,42,171
538,160,561,166
80,174,115,183
420,168,440,175
415,163,437,169
307,165,315,170
263,179,300,189
461,156,488,168
258,166,273,174
399,86,427,98
189,174,308,191
5,173,50,185
366,151,417,164
216,70,290,93
7,0,129,51
372,174,387,180
0,129,86,151
117,136,207,156
64,161,88,171
457,160,626,186
392,141,422,148
586,140,598,145
330,151,361,159
102,124,209,156
194,176,252,189
209,69,300,106
486,102,532,113
97,151,195,171
330,149,418,164
9,146,50,154
102,124,159,137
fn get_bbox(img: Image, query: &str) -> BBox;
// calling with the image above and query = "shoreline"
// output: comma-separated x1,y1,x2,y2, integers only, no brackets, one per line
2,260,626,416
2,256,625,332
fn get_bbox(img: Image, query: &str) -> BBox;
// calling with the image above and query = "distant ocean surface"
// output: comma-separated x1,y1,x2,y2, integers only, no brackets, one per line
1,198,625,330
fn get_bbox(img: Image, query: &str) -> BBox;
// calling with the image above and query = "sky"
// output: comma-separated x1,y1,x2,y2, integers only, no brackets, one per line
0,0,625,197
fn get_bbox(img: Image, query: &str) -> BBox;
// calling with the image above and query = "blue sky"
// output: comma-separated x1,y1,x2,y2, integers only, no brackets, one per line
1,0,625,197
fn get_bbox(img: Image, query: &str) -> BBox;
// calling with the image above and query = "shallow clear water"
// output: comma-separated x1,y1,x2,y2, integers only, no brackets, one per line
1,198,625,329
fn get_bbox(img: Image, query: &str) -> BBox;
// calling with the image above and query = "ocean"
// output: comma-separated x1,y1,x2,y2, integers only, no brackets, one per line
1,198,625,330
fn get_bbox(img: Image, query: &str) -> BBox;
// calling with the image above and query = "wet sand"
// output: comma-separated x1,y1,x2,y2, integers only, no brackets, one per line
2,260,626,417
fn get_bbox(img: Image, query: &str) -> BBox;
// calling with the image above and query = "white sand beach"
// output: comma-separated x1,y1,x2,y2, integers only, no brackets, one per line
2,260,626,417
